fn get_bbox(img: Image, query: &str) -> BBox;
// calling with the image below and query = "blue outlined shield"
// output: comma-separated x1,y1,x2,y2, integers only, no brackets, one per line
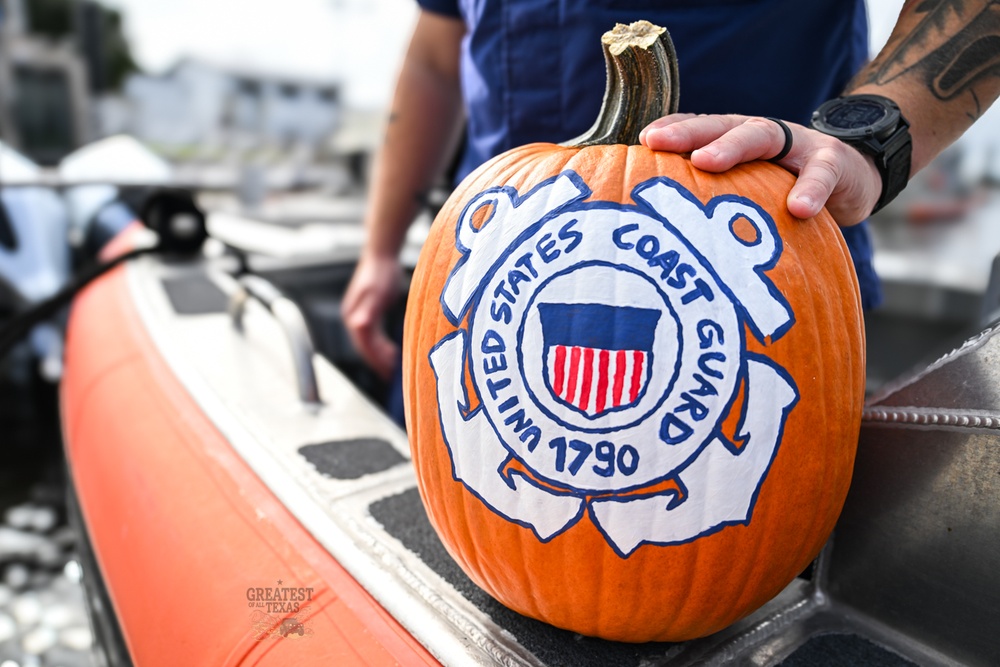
538,303,661,417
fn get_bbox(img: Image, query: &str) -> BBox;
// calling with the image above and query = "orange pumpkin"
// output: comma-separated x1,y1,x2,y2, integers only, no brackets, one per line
402,21,864,642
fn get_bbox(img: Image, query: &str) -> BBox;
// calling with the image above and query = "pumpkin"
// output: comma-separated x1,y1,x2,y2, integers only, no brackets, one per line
402,20,864,642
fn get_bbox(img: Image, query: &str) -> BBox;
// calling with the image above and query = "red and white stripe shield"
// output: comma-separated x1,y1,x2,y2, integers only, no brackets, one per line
547,345,650,417
538,303,660,418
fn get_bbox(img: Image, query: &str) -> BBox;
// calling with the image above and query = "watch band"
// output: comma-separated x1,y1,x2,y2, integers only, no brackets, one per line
857,114,912,215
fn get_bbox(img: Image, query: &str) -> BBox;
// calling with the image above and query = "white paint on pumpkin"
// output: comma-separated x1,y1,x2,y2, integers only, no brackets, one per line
429,173,799,556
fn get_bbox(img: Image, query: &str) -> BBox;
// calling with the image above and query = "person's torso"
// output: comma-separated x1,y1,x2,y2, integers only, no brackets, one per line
429,0,880,309
448,0,868,179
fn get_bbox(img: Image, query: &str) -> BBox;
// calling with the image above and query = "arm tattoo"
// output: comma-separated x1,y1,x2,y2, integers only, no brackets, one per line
858,0,1000,111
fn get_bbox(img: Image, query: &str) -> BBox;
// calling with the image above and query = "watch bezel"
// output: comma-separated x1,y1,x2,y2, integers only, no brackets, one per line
810,94,902,144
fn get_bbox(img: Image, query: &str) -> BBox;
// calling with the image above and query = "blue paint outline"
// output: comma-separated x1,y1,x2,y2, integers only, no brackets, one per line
429,170,800,549
428,329,479,483
728,213,762,247
631,177,796,343
460,200,746,498
517,261,682,432
427,329,586,542
587,352,800,559
440,172,591,325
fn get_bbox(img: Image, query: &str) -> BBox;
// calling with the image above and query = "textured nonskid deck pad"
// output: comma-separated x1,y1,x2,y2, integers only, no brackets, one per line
370,487,680,667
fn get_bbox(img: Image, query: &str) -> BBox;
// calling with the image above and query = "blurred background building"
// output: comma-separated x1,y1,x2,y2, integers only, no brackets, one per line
0,0,100,164
120,59,341,157
0,0,415,192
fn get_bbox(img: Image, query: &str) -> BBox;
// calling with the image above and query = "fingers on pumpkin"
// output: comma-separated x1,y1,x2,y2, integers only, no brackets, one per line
637,112,699,146
787,162,838,220
641,114,746,153
689,117,797,171
790,145,881,225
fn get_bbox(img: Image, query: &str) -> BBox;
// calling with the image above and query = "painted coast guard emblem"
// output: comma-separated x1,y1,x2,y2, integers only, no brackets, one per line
429,172,799,557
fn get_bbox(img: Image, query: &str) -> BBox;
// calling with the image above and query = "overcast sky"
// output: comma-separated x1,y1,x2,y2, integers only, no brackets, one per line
101,0,417,109
99,0,908,111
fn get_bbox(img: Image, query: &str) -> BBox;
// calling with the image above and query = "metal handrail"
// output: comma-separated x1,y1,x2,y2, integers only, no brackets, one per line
228,274,321,405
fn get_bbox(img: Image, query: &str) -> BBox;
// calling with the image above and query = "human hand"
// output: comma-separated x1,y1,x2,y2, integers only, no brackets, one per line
639,114,882,226
342,253,403,381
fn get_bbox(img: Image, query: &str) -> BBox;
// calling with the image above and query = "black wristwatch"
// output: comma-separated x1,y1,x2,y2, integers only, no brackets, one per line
810,94,912,215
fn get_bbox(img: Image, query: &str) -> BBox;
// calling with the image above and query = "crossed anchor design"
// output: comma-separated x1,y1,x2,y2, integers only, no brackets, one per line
429,172,798,557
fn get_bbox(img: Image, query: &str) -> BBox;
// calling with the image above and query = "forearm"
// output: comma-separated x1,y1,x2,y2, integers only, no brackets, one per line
847,0,1000,174
363,11,465,260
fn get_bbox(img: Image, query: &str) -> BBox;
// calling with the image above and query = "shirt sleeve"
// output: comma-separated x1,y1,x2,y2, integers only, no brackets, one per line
416,0,460,19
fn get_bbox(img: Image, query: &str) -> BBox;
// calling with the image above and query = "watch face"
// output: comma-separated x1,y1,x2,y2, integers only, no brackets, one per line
813,95,901,141
825,100,887,130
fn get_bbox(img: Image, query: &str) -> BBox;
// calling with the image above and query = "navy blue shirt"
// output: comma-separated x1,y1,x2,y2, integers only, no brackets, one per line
418,0,881,309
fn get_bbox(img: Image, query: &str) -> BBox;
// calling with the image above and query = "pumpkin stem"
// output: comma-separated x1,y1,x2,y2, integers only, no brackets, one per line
562,20,680,148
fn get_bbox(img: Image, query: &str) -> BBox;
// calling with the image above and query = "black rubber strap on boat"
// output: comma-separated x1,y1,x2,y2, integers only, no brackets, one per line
0,245,160,360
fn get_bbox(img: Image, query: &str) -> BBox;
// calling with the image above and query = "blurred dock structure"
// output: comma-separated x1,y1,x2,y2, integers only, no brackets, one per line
867,113,1000,392
0,0,93,165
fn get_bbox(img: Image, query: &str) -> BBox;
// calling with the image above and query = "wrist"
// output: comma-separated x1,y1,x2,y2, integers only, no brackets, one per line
856,153,883,219
811,94,912,215
359,250,402,270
